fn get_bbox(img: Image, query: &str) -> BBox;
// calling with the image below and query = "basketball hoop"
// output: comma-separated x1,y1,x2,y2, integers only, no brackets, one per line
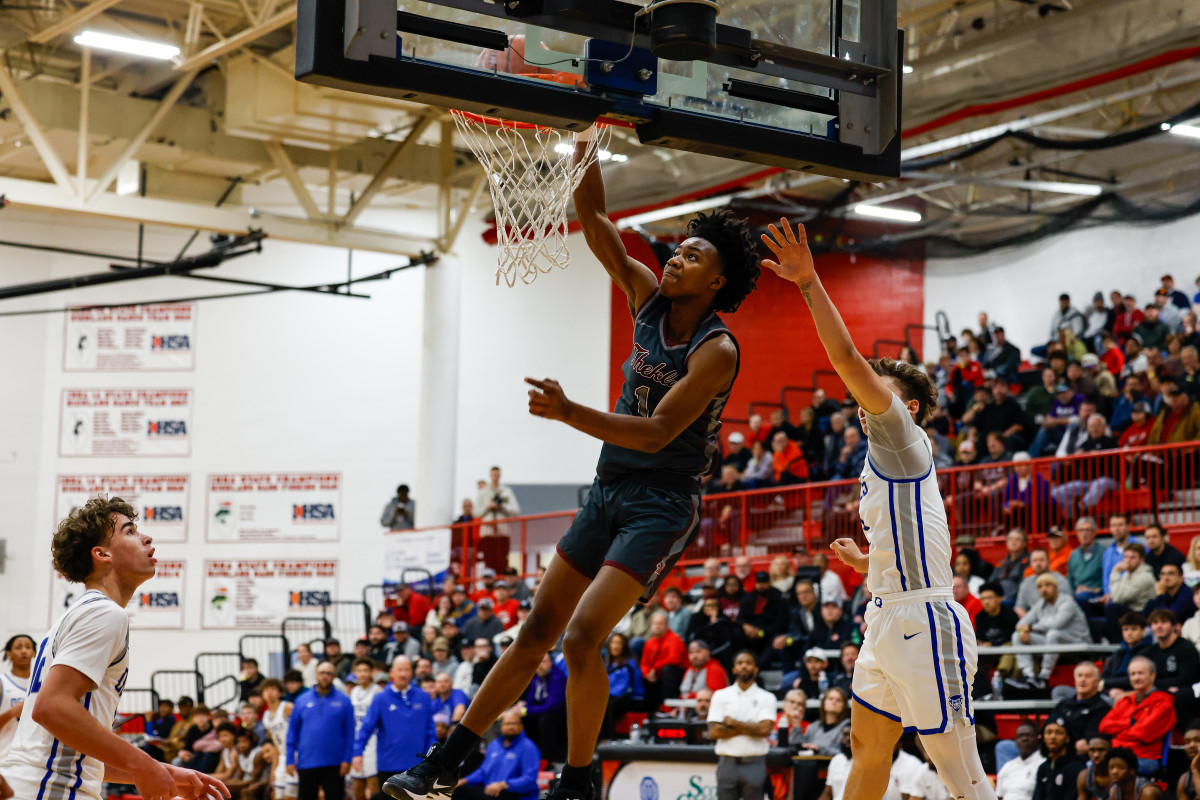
451,103,613,288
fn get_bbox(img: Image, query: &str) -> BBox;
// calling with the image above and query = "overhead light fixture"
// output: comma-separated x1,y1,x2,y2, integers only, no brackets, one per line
996,179,1104,196
552,143,628,162
616,193,737,228
903,65,914,74
1170,124,1200,140
852,203,922,223
73,30,180,60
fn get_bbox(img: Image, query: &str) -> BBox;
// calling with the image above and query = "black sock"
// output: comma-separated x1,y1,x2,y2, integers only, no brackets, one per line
558,764,591,793
439,725,481,768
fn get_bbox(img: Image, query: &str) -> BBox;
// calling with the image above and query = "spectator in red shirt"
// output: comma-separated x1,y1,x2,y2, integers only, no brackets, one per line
490,581,520,630
1112,295,1145,345
1119,402,1155,449
953,576,982,623
640,612,689,708
1097,655,1176,770
469,568,497,604
1100,334,1126,377
392,583,432,632
678,640,729,697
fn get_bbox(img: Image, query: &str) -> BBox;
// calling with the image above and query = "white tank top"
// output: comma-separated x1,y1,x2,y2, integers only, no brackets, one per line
0,672,30,760
0,590,130,800
858,401,954,596
262,703,291,749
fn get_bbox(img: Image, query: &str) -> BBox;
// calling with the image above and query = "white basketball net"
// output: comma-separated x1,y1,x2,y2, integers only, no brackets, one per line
452,110,613,287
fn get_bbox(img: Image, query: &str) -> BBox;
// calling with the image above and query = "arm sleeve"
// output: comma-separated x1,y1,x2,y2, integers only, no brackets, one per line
706,693,723,725
54,603,127,688
506,743,540,794
380,502,394,527
286,705,301,766
863,394,932,479
343,702,356,763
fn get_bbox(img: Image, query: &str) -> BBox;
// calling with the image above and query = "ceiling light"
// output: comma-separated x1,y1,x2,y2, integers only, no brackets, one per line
616,193,737,228
1161,123,1173,131
998,179,1104,196
1170,125,1200,140
902,65,914,74
73,30,180,61
852,204,922,223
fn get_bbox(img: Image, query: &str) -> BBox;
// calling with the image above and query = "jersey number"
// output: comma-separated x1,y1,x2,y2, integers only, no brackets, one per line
29,637,49,694
634,386,651,417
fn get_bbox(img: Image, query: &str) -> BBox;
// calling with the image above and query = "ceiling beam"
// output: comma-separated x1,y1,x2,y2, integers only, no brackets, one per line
0,175,436,255
28,0,126,43
0,60,76,193
173,5,296,72
264,140,322,220
341,114,436,226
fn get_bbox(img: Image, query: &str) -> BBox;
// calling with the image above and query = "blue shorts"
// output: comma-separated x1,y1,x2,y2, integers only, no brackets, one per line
556,476,701,603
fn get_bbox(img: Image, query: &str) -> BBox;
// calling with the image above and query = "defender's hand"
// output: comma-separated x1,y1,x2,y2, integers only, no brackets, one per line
760,218,816,285
525,378,571,421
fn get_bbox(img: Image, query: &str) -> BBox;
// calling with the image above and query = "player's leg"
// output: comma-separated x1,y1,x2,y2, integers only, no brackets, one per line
918,723,997,800
842,701,904,800
559,566,649,773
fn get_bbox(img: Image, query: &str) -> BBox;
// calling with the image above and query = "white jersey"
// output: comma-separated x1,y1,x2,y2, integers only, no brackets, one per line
348,684,379,778
858,395,953,596
0,672,30,759
262,703,291,751
0,590,130,800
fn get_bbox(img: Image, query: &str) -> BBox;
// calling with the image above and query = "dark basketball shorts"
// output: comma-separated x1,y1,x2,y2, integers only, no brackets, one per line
556,476,701,603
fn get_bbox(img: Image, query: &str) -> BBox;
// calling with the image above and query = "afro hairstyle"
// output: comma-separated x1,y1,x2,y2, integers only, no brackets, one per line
685,209,761,313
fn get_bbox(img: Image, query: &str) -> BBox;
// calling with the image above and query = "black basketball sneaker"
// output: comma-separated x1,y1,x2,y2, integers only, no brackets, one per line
381,744,461,800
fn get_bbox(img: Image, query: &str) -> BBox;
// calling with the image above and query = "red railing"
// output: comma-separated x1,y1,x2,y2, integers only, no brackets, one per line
389,440,1200,591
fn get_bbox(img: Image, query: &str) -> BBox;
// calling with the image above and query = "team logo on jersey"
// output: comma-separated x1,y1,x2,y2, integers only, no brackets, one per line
948,694,963,712
628,343,679,387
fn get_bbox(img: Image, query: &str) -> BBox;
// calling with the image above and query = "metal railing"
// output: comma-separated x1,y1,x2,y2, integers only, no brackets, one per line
322,600,371,648
150,670,202,709
387,441,1200,587
240,634,288,678
202,674,241,713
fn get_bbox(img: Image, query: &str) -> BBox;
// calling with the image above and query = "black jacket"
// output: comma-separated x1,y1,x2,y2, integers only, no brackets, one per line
738,587,789,638
1033,753,1086,800
1050,693,1112,744
1144,637,1200,693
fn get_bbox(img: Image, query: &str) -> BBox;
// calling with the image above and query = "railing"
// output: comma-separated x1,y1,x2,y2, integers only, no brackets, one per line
240,633,288,678
391,441,1200,586
202,674,241,713
195,651,241,698
150,670,203,709
322,600,371,648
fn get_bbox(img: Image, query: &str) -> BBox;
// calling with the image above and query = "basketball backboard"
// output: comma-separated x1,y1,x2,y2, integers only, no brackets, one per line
295,0,900,181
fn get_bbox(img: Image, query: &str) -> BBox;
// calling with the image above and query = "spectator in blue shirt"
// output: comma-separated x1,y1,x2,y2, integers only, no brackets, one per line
1144,563,1196,623
1101,512,1139,596
453,709,540,800
600,632,644,741
286,661,356,800
520,653,567,763
353,656,436,784
430,672,469,723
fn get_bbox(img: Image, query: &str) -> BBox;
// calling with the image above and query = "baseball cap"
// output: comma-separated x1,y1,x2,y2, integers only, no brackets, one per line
518,599,532,610
481,567,497,578
690,639,711,652
1055,383,1072,393
754,570,770,583
493,580,509,589
804,648,828,662
478,598,494,609
1080,354,1099,368
729,432,745,443
451,585,466,594
498,636,514,647
1046,526,1065,538
1133,401,1152,414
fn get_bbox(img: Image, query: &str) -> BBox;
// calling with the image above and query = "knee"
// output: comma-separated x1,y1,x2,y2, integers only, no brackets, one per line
515,609,559,652
561,623,604,665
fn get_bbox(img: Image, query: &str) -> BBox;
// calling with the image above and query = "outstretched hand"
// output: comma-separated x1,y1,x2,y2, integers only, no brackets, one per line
760,217,816,285
525,378,571,421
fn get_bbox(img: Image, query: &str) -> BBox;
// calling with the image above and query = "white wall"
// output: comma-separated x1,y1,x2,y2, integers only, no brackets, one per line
0,208,612,689
924,215,1200,357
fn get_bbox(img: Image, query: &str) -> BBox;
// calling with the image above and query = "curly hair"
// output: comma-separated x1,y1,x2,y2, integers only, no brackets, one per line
868,357,938,426
52,495,138,583
686,209,761,313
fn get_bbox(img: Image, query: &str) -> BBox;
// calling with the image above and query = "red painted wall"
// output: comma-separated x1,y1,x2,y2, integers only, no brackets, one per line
608,234,925,426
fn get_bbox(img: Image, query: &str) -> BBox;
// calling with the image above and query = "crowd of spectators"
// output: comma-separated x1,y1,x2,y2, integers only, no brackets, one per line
702,276,1200,548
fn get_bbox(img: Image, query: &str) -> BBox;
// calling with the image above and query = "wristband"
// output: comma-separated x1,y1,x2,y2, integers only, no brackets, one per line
575,125,596,143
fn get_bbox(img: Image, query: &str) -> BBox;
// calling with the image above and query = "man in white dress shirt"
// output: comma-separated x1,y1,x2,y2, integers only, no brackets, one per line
707,651,777,800
995,722,1045,800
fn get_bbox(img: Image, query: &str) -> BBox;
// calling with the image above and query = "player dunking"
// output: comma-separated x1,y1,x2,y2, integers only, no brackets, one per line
382,129,761,800
0,497,230,800
761,219,994,800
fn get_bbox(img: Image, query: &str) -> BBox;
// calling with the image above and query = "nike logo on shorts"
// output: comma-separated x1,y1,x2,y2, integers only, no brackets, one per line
903,632,922,640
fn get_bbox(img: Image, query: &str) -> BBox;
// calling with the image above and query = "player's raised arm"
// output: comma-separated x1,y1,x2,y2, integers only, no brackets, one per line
572,132,659,316
759,218,894,416
525,334,737,453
